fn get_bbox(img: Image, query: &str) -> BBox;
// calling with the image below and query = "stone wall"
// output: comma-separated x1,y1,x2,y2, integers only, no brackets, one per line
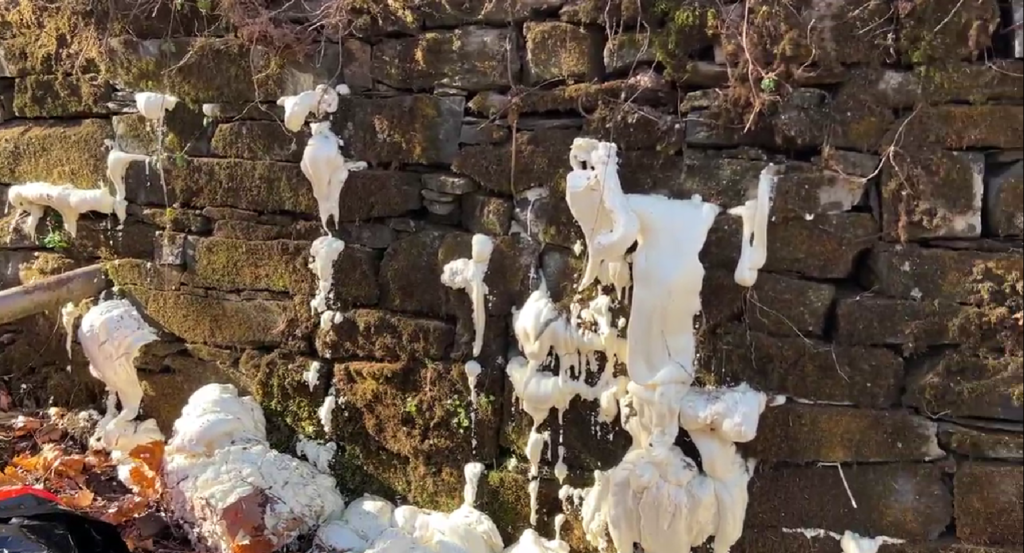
2,1,1022,552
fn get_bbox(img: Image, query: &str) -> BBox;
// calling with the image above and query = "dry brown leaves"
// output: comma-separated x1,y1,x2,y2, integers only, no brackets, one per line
223,489,275,553
1,409,176,551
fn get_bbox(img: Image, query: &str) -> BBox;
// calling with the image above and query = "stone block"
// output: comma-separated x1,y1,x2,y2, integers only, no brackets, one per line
582,104,683,152
210,121,307,162
883,150,983,239
315,309,453,361
379,230,451,317
0,250,39,289
106,259,184,292
603,32,657,74
128,289,310,348
745,405,942,463
904,350,1022,422
829,82,897,153
69,219,157,261
511,189,583,248
462,194,513,235
0,79,13,122
899,0,1000,63
702,271,835,336
105,37,343,103
373,27,519,90
747,464,953,540
342,40,373,92
918,61,1024,104
332,95,464,165
211,220,319,242
154,231,186,266
939,424,1023,460
984,161,1023,237
416,0,565,26
816,150,881,178
835,297,974,348
186,238,313,294
0,119,112,187
559,0,660,27
538,245,584,305
438,233,541,317
865,244,1022,304
706,326,904,408
894,106,1024,150
12,75,112,118
955,463,1023,545
524,22,603,84
113,103,213,157
686,90,832,152
453,129,579,194
703,213,879,279
460,120,509,145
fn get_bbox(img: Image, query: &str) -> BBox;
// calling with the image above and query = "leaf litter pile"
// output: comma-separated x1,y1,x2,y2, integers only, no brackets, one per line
0,407,192,552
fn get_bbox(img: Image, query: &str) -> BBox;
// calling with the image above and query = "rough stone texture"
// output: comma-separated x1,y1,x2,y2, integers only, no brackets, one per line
13,75,112,117
702,271,835,336
524,22,603,84
883,150,984,239
955,463,1023,545
453,129,578,194
462,194,513,235
984,161,1023,237
939,424,1024,460
113,104,213,157
378,231,451,317
836,297,975,348
904,351,1023,422
898,0,1001,63
894,106,1024,150
706,325,905,409
0,119,112,187
316,309,454,361
332,95,464,165
866,244,1022,304
373,28,519,90
747,464,953,540
746,405,942,463
210,121,307,162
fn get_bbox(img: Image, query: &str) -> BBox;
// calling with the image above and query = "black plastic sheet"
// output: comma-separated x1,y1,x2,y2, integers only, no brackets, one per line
0,487,131,553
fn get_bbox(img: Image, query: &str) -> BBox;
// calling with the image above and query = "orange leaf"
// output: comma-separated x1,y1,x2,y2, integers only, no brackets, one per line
12,416,41,436
231,536,276,553
63,488,95,509
126,462,161,500
102,495,150,525
128,441,165,473
222,490,267,544
2,467,26,485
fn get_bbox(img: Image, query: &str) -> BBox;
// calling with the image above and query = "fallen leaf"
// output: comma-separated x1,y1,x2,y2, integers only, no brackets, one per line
0,389,11,411
128,441,165,473
63,488,95,509
102,495,150,525
222,489,267,544
12,415,42,436
231,536,276,553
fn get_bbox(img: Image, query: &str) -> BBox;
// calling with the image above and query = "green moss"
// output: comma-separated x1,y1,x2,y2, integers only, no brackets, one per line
12,75,112,117
0,119,113,187
237,350,325,447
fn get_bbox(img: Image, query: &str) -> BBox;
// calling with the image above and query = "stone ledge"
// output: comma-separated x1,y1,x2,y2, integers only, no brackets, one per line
315,309,454,361
904,350,1023,422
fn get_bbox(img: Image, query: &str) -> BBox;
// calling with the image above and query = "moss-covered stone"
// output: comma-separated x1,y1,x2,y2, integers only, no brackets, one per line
703,213,878,279
899,0,1000,64
747,464,952,540
939,423,1023,460
453,129,579,195
866,244,1022,304
905,350,1022,421
559,0,662,27
918,61,1024,104
12,251,79,285
236,350,328,448
583,104,683,152
105,258,184,291
705,325,904,408
186,238,314,294
126,288,312,348
113,103,213,157
379,230,452,317
955,463,1023,545
702,271,835,336
315,309,454,361
438,233,539,316
467,80,674,117
524,21,603,84
461,194,513,235
603,32,657,74
332,95,464,166
12,75,112,118
210,121,306,162
105,37,342,103
745,405,941,463
829,80,896,153
835,297,976,349
373,27,519,90
0,119,112,187
883,149,984,240
892,105,1024,151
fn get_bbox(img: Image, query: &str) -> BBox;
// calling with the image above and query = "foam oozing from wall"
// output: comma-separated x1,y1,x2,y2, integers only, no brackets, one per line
301,121,368,231
505,138,782,552
441,234,495,358
6,182,126,239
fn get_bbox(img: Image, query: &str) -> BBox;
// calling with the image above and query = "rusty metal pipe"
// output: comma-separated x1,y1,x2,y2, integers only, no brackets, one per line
0,264,108,326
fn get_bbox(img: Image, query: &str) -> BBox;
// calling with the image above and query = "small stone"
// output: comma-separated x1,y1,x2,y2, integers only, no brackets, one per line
425,199,458,216
423,174,480,195
939,423,1023,460
882,150,984,239
421,189,457,203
